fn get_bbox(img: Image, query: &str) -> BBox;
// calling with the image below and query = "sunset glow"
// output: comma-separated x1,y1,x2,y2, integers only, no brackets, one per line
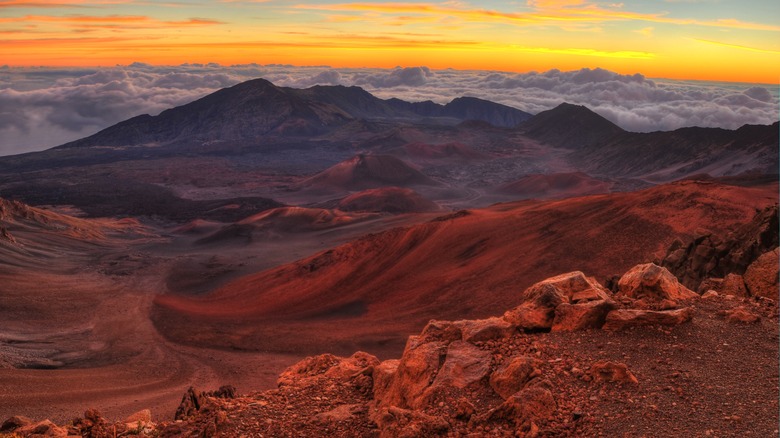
1,0,778,83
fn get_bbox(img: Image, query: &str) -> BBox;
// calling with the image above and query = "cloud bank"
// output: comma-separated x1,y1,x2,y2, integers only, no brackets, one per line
0,64,777,155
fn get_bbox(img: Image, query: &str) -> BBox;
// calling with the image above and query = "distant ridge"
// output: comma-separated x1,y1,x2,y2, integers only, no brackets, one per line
55,79,532,150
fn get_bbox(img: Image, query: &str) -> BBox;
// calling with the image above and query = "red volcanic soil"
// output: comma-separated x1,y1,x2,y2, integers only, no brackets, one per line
338,187,440,213
295,154,437,193
497,172,612,199
153,180,778,356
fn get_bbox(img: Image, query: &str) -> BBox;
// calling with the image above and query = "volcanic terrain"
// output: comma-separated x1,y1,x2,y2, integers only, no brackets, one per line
0,78,777,436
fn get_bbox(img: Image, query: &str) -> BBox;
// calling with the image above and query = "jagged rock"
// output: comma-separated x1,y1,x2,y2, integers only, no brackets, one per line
1,415,32,431
375,338,447,410
373,359,400,402
660,205,779,290
720,273,748,297
278,352,379,388
590,361,639,384
602,307,695,331
420,320,463,343
618,263,698,302
477,386,556,430
503,271,611,330
744,248,779,300
552,299,617,331
455,317,515,342
489,356,541,400
723,307,761,324
175,387,204,421
429,341,491,390
701,290,719,299
124,409,152,424
174,385,236,421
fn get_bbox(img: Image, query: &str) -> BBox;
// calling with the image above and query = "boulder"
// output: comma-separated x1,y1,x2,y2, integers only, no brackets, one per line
489,356,541,400
590,361,638,384
720,273,748,297
504,271,611,330
455,317,515,342
124,409,152,424
376,338,447,409
701,290,719,299
174,386,236,421
552,299,617,331
430,341,491,390
477,386,556,429
420,320,463,343
372,359,400,403
744,248,779,300
602,307,695,331
618,263,698,302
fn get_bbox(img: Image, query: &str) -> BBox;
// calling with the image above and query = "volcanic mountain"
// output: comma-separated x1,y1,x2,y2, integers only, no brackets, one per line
519,103,625,149
0,78,776,217
54,80,531,151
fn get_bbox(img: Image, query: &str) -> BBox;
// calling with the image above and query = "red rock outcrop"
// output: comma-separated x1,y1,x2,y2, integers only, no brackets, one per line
602,308,695,331
503,271,615,331
743,248,779,300
617,263,698,302
660,205,778,290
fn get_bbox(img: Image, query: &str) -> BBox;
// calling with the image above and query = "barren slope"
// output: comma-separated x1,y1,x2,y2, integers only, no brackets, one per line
153,181,778,355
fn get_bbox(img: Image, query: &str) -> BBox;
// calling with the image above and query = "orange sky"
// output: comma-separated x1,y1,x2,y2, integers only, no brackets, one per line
1,0,779,83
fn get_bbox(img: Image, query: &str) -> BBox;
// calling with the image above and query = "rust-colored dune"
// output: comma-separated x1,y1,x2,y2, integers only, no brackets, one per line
153,180,778,356
497,172,612,199
338,187,440,213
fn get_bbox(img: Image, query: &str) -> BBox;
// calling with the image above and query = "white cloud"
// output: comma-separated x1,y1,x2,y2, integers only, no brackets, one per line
0,64,776,156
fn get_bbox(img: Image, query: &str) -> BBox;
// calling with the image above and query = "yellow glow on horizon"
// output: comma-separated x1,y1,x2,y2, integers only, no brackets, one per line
0,1,778,84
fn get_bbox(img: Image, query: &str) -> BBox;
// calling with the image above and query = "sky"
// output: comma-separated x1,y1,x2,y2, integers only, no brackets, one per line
1,0,779,83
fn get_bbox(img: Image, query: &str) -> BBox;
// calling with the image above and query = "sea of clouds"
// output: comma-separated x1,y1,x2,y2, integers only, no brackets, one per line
0,63,777,156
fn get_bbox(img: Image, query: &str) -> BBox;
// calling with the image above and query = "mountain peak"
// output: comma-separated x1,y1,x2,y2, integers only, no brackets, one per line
520,102,624,149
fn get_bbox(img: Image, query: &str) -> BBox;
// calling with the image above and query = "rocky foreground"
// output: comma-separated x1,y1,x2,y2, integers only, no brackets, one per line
2,259,778,437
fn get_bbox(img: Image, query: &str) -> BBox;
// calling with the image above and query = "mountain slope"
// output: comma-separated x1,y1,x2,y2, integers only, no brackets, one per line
572,122,780,180
57,79,354,149
153,180,778,355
